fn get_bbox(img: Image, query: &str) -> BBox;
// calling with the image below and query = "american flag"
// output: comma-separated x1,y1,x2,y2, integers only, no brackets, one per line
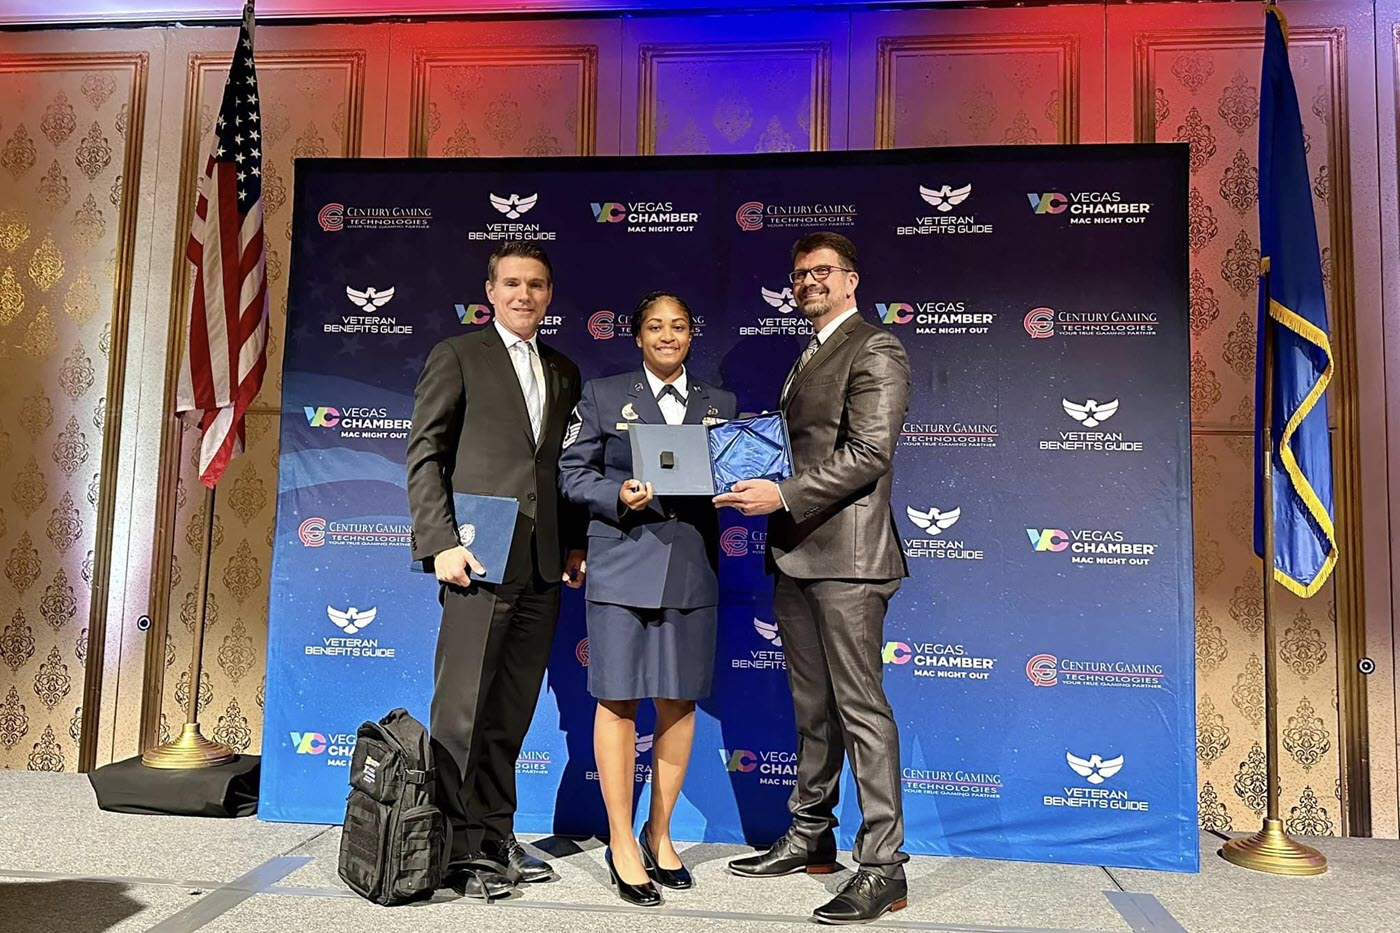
175,0,268,488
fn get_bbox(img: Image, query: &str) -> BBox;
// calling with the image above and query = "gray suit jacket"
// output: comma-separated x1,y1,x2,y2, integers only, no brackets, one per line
768,311,911,580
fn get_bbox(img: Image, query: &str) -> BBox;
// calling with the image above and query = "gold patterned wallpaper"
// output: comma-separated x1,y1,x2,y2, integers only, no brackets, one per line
150,49,367,754
0,6,1393,841
1136,29,1347,837
0,54,145,772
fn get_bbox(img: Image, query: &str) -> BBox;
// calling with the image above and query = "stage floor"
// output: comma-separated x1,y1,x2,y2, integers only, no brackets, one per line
1,771,1394,933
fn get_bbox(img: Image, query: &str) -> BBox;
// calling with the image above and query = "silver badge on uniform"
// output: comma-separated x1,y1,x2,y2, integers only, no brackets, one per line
622,402,639,422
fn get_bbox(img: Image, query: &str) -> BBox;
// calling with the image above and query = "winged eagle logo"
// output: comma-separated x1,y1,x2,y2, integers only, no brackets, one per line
489,192,539,219
345,286,395,310
754,618,782,647
1066,752,1124,785
919,184,972,213
906,505,961,537
327,605,377,636
1062,398,1120,428
761,286,797,313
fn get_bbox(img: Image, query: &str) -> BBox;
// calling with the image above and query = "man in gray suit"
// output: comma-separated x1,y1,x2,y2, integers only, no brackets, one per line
715,231,911,925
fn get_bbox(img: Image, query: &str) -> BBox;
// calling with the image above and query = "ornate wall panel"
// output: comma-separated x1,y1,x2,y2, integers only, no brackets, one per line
0,52,148,771
623,14,848,154
148,36,373,756
849,6,1107,149
387,19,620,157
1130,23,1350,836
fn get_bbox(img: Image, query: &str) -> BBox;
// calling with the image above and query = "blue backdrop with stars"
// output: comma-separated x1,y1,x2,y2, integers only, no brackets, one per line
260,145,1198,873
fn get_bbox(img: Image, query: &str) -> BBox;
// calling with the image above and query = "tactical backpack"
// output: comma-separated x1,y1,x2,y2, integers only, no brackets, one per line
337,708,450,905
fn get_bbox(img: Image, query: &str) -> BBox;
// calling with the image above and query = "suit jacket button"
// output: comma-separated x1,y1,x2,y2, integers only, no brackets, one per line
528,492,537,501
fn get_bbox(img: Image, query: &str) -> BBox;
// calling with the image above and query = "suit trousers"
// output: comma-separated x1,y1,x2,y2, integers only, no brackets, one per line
430,529,560,857
774,573,908,879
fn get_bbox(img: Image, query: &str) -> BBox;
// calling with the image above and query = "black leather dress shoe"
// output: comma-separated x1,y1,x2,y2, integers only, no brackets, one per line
639,821,693,889
481,835,555,883
445,857,515,901
605,846,661,907
812,870,908,924
727,830,838,877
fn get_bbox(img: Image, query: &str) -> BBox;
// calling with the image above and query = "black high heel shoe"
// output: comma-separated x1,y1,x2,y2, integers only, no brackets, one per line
605,846,661,907
639,821,693,890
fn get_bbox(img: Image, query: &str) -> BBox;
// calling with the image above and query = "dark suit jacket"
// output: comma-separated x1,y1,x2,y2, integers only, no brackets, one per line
406,325,582,582
768,311,911,580
558,370,738,609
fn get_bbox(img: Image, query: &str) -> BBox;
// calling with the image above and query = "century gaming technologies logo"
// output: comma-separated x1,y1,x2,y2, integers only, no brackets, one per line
590,199,700,233
1023,306,1159,338
1026,527,1157,567
1039,397,1145,454
876,299,993,336
882,640,995,682
902,766,1002,799
1044,751,1150,813
298,515,412,549
720,747,797,786
900,418,998,450
1027,190,1153,226
897,184,992,237
317,202,432,232
720,525,767,557
303,405,410,440
516,750,552,775
1026,653,1165,690
734,200,857,231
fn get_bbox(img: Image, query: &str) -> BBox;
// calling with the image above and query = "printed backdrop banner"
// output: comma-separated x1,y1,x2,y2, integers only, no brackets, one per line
262,146,1197,872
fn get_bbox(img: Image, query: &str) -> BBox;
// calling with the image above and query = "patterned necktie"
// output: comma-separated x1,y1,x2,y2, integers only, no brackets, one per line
783,335,821,401
513,340,543,441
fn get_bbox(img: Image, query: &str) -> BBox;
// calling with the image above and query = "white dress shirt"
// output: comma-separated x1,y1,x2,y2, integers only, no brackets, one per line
644,365,689,426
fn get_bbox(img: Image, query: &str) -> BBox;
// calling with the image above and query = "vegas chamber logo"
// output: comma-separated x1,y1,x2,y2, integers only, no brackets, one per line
317,202,431,232
290,730,357,766
1040,398,1144,454
1025,652,1165,689
325,284,413,337
876,299,993,336
1027,190,1153,226
1044,751,1149,813
590,199,700,233
720,747,797,786
455,303,493,326
298,516,412,549
740,285,811,337
1023,306,1159,338
305,603,395,659
720,525,767,557
1025,527,1156,567
734,199,857,231
902,766,1002,799
303,405,410,440
897,183,992,237
471,191,557,242
902,503,984,562
882,640,995,681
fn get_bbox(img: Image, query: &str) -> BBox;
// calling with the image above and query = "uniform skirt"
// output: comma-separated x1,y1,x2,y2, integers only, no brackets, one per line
585,600,717,701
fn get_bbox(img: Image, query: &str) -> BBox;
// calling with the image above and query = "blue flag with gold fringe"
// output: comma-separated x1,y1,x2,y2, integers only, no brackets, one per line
1254,2,1337,597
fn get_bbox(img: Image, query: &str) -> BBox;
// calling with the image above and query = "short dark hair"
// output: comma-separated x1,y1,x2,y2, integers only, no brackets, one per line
630,290,695,338
790,231,858,273
487,240,554,284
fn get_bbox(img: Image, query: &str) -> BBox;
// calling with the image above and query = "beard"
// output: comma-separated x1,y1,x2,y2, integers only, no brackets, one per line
798,286,834,321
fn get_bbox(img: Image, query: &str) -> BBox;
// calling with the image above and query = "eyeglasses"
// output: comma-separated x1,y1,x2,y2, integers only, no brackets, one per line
788,265,853,286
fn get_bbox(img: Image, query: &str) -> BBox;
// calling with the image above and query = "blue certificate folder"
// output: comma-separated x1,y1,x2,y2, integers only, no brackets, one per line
629,413,793,495
412,493,519,584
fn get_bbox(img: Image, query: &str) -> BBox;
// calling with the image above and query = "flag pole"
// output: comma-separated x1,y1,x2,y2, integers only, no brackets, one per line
142,476,235,769
1219,258,1325,874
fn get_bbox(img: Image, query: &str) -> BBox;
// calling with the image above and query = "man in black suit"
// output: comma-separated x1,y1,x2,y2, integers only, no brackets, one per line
407,240,585,898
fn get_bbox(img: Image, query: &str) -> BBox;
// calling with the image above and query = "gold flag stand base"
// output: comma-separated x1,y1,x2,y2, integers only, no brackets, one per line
1219,819,1328,875
141,723,237,770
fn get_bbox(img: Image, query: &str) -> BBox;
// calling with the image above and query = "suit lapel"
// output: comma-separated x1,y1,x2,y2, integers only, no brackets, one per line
626,374,666,425
785,312,860,405
539,344,564,445
481,324,536,447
